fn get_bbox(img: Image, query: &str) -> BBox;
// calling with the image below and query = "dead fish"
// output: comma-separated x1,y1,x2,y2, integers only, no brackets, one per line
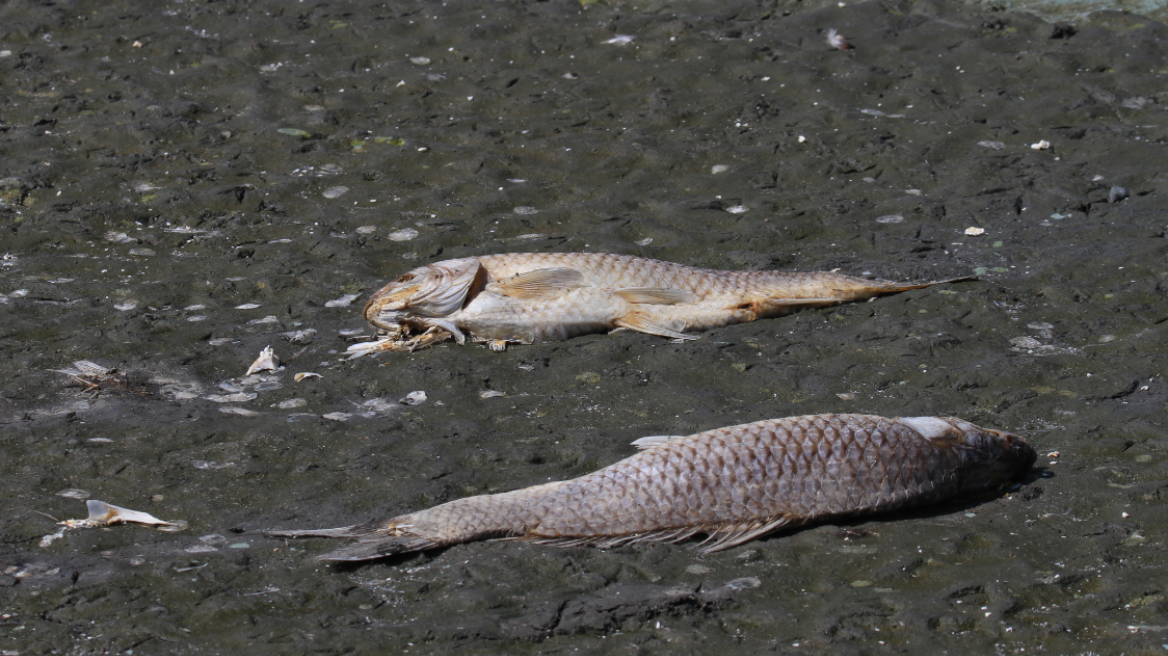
266,414,1035,561
348,253,971,356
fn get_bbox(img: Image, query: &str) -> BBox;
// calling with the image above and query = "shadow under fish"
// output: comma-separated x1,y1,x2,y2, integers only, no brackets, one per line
347,253,973,356
266,414,1035,562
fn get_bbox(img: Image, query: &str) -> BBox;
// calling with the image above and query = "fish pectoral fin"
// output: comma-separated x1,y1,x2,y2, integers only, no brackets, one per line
630,435,689,450
489,267,585,299
697,515,799,554
614,287,696,305
614,312,698,341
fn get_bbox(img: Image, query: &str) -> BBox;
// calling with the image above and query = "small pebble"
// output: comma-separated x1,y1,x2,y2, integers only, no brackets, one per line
1031,140,1051,150
322,186,349,199
388,228,419,241
964,227,986,236
1108,186,1129,203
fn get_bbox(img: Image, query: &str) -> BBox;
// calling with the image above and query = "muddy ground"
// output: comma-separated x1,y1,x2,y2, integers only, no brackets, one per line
2,0,1167,653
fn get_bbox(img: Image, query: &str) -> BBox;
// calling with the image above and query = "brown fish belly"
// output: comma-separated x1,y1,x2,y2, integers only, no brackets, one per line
352,253,970,354
266,414,1035,561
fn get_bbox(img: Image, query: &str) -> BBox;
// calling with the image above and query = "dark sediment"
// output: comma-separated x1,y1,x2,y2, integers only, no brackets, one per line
2,0,1167,653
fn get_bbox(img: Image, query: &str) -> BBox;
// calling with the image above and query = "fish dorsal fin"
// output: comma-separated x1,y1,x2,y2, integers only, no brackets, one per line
899,417,956,440
615,287,696,305
614,312,699,341
631,434,688,450
489,267,585,299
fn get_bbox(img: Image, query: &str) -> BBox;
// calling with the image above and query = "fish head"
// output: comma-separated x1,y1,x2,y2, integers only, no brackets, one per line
900,417,1037,491
364,258,484,331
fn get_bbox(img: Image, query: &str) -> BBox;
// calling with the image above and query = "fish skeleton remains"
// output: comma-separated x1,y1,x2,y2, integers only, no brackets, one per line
346,253,971,356
266,414,1035,561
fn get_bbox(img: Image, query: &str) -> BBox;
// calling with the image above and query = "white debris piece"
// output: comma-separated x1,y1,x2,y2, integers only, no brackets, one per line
245,346,281,375
42,500,185,547
325,293,360,308
604,35,635,45
400,390,427,405
964,227,986,236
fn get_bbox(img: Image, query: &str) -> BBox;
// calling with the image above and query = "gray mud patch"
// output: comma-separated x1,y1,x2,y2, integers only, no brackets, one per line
2,0,1167,653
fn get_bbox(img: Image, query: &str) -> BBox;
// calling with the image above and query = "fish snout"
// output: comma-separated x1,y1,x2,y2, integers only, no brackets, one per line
963,427,1037,491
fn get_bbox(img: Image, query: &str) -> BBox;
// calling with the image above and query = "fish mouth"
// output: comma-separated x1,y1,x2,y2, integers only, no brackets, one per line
968,428,1037,491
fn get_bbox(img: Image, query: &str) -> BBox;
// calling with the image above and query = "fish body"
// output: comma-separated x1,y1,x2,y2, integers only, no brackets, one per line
348,253,969,355
267,414,1035,561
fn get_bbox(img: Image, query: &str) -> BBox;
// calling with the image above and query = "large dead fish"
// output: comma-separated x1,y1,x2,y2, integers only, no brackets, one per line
266,414,1035,561
346,253,970,356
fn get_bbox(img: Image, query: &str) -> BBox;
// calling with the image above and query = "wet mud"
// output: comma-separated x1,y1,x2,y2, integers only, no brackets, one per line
2,0,1167,653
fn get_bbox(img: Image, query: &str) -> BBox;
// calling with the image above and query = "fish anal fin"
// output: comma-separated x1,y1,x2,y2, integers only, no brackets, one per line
615,287,696,305
489,267,585,299
317,535,440,561
697,515,799,554
614,312,698,341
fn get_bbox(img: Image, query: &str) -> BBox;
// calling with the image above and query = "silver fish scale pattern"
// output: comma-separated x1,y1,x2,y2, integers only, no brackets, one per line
524,415,962,539
476,252,848,298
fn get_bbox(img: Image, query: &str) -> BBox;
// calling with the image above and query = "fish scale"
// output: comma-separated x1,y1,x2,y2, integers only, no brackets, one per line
267,414,1036,561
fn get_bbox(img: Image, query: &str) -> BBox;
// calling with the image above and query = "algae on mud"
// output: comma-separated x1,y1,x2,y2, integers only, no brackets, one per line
2,0,1168,653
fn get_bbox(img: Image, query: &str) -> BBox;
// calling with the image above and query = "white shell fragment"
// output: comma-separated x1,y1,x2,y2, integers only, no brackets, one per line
825,28,853,50
325,293,361,308
245,346,281,375
1030,140,1051,150
388,228,419,241
479,390,506,399
876,214,905,224
235,303,261,310
725,205,748,214
400,390,427,405
294,372,322,383
322,185,350,199
56,488,91,500
711,164,729,174
604,35,635,45
113,300,139,311
281,328,318,344
964,227,986,236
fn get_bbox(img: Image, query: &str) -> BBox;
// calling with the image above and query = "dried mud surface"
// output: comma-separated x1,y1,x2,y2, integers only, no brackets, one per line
2,0,1167,654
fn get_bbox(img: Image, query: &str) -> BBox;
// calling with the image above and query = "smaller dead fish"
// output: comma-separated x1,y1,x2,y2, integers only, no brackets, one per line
266,414,1034,562
349,253,972,356
40,501,186,548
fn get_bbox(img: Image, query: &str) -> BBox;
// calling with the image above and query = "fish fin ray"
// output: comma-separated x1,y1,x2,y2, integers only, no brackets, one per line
631,435,689,450
615,287,696,305
614,312,698,341
697,516,797,554
316,535,440,561
489,268,585,299
264,524,368,539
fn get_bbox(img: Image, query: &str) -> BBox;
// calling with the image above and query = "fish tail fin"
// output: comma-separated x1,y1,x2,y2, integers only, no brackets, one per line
871,275,977,294
265,516,454,561
264,487,555,562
